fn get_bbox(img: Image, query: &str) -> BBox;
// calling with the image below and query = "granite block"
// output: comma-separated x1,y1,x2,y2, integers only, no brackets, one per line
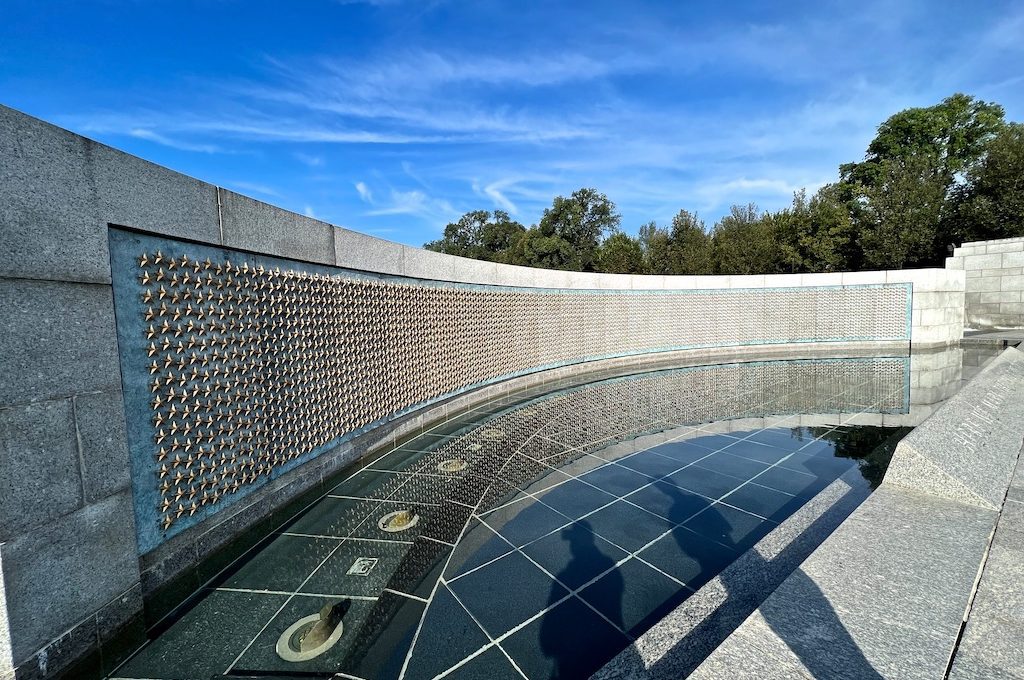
219,188,334,264
95,583,146,674
73,390,131,503
1001,250,1024,268
334,227,405,275
967,542,1024,629
685,487,992,680
885,347,1024,509
1,491,139,664
8,614,100,680
0,399,81,540
0,105,106,283
402,245,457,282
1000,274,1024,291
93,143,220,246
967,253,1004,270
986,241,1024,254
0,279,121,405
948,614,1024,680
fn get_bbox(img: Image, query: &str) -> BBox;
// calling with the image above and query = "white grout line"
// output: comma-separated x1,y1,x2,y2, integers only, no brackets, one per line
215,586,379,601
441,582,530,679
213,374,901,677
280,532,414,544
383,588,430,603
326,493,443,506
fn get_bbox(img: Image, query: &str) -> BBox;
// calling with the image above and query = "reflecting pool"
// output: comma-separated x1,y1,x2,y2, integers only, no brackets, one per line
112,356,914,679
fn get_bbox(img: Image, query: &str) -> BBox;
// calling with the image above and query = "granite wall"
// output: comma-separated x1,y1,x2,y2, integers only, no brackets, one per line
947,236,1024,329
0,104,965,678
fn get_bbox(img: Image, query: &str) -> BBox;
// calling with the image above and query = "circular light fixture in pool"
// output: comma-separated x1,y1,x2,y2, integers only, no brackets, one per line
276,602,348,662
378,509,419,532
437,458,468,473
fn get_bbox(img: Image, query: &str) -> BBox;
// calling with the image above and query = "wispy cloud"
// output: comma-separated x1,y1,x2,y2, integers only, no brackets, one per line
365,188,457,224
28,0,1023,244
227,180,282,198
472,179,519,215
355,181,374,203
294,152,324,167
127,128,221,153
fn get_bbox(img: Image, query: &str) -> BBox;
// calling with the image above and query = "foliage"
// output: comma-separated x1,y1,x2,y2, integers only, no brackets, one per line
711,204,789,274
537,188,621,271
857,153,950,268
596,232,645,274
424,94,1024,275
943,123,1024,244
424,210,526,262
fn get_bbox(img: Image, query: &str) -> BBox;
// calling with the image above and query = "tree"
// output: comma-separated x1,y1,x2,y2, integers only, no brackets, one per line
771,188,858,273
857,153,949,269
538,188,621,271
839,94,1006,267
667,210,715,274
711,204,787,274
424,210,525,261
944,123,1024,244
596,232,645,273
638,221,672,274
512,227,577,270
840,93,1005,188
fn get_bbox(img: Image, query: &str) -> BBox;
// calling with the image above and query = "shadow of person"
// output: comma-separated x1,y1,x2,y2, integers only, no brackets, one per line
539,521,624,678
648,472,884,679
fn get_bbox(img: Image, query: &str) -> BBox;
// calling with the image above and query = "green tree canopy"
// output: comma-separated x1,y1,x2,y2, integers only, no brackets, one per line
711,203,789,274
538,188,621,271
944,122,1024,244
840,93,1005,188
424,210,526,262
596,232,644,274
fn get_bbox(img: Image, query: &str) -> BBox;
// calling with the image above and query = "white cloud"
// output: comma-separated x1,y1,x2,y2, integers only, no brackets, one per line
355,181,374,203
227,181,282,198
304,205,316,218
365,188,457,224
127,128,221,153
294,152,324,167
472,179,519,215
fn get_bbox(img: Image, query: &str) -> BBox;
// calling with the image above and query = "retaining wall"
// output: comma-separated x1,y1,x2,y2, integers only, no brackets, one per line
947,236,1024,329
0,104,965,678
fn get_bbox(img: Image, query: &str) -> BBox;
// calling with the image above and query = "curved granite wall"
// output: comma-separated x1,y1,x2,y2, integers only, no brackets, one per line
109,229,919,551
0,104,966,679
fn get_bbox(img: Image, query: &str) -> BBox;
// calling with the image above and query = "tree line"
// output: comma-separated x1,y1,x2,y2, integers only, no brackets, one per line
425,94,1024,274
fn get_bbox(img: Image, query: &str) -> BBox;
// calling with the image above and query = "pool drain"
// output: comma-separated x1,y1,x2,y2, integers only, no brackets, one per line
276,600,349,662
378,508,419,532
437,458,468,473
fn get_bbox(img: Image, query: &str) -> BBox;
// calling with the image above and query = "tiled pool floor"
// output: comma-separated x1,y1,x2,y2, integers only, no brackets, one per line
112,358,909,679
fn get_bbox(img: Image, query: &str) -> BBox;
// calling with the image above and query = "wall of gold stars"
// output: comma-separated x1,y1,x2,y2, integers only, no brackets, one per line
110,229,911,549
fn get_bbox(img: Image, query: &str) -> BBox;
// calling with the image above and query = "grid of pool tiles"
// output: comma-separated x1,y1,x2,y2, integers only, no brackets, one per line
112,366,902,680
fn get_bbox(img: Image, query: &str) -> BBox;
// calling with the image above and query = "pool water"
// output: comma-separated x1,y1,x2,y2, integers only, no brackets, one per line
112,358,910,680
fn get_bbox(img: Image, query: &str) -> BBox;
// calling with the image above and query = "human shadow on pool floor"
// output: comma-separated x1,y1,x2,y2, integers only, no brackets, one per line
539,521,624,679
624,472,885,679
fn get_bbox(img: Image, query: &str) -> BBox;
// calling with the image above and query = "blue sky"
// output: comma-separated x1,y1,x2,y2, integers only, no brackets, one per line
3,1,1023,246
